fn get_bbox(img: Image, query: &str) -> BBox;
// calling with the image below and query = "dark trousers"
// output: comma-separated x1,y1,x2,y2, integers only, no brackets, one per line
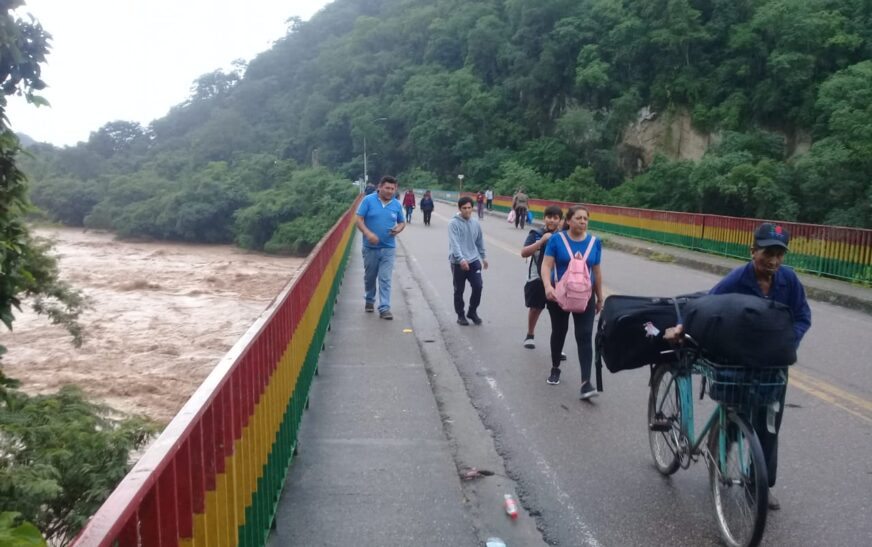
486,199,492,210
750,377,787,487
514,206,527,228
405,206,414,222
547,295,596,382
451,261,483,316
423,210,432,225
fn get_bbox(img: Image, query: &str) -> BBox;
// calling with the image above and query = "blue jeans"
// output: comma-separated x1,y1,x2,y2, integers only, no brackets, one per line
362,246,396,313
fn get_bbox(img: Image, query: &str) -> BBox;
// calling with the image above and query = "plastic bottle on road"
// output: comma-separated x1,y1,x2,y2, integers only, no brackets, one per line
486,538,507,547
504,494,519,520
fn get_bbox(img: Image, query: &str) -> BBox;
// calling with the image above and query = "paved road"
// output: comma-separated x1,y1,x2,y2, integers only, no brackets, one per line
396,205,872,546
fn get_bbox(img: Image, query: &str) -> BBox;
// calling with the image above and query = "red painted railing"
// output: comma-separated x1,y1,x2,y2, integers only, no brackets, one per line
436,190,872,282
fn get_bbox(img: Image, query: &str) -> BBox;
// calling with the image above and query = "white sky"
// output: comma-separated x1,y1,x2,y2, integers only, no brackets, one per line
7,0,333,146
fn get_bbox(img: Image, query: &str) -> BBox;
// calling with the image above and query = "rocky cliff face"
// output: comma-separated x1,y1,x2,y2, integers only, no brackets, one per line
618,108,812,174
619,107,716,174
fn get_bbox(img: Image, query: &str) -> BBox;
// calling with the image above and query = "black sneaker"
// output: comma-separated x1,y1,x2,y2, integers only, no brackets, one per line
523,335,535,349
547,367,561,385
467,312,483,325
560,352,567,361
379,310,393,320
365,302,374,312
457,315,469,326
580,382,599,400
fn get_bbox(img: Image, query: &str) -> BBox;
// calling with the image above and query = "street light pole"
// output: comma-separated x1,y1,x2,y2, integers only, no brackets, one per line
362,135,367,194
458,174,464,195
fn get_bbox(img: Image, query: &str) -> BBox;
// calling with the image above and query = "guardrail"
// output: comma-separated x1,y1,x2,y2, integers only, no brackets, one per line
427,190,872,283
72,197,361,546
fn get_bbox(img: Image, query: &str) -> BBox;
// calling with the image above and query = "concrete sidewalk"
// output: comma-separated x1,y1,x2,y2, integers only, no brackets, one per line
268,239,478,546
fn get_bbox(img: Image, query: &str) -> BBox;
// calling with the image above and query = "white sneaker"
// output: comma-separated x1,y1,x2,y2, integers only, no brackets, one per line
523,335,535,349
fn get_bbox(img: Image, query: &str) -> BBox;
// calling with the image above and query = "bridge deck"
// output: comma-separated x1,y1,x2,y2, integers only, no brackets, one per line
268,239,478,546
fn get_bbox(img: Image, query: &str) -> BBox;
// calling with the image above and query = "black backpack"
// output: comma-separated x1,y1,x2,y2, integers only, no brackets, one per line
681,293,796,368
595,294,699,390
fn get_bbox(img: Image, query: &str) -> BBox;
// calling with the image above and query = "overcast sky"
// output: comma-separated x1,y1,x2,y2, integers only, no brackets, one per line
7,0,333,147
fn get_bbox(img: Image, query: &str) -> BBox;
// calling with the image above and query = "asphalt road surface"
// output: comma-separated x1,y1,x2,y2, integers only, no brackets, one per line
395,205,872,547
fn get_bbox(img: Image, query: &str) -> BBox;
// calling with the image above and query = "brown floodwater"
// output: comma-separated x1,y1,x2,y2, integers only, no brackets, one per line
0,227,302,423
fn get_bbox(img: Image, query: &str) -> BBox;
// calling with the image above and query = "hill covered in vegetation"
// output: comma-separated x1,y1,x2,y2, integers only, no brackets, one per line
22,0,872,243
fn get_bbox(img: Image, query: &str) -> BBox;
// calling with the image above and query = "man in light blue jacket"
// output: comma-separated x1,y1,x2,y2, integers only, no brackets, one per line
448,196,488,325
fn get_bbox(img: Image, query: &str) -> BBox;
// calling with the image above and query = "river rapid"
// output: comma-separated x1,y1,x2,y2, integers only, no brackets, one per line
0,227,303,422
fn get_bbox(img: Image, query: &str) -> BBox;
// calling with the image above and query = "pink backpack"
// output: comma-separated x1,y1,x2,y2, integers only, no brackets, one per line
554,232,596,313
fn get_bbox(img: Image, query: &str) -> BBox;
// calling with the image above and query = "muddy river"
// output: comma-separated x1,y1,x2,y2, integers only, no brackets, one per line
0,227,303,423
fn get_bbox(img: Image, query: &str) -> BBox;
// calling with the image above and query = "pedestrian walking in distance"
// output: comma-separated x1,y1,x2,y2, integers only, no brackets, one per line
402,189,416,223
512,188,529,229
356,175,405,320
420,190,435,226
449,196,488,326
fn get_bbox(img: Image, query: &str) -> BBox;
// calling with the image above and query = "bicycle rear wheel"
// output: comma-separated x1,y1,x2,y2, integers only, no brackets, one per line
708,412,768,547
648,364,681,475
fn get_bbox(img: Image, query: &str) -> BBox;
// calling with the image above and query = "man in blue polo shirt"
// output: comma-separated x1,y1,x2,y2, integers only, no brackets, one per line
356,175,406,319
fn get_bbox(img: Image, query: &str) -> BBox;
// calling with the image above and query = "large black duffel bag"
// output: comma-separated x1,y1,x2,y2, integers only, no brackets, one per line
594,294,699,389
682,293,796,368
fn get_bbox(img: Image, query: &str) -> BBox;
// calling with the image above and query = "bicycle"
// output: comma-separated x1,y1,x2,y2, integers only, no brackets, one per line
647,335,787,547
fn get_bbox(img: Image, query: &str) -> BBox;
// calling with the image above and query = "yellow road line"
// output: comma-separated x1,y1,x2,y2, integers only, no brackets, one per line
792,369,872,413
789,371,872,424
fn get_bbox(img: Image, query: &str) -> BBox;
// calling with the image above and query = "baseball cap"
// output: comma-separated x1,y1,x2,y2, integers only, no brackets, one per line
754,223,790,249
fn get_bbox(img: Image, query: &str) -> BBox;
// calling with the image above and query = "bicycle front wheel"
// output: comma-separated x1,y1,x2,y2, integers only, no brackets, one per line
708,412,769,547
648,364,682,475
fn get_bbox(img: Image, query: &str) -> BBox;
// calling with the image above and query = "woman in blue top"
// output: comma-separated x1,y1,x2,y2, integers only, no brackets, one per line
540,205,604,399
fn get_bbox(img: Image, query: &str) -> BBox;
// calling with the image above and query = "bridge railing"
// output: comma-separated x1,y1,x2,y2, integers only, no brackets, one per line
72,197,361,547
429,190,872,283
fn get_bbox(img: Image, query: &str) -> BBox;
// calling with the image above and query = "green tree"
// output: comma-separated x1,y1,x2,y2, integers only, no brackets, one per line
1,0,85,360
0,387,155,545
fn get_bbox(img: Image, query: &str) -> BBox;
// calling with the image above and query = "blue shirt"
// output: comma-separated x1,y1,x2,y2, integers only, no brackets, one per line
544,231,602,286
356,192,406,249
710,262,812,346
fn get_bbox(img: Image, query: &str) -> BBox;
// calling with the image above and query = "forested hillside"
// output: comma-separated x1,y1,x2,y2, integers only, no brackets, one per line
22,0,872,246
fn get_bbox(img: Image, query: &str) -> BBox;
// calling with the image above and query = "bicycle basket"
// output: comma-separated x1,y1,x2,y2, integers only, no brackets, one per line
697,362,788,408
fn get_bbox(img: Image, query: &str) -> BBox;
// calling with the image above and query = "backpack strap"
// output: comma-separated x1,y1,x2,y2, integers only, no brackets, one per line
582,235,596,261
560,232,596,261
558,231,573,256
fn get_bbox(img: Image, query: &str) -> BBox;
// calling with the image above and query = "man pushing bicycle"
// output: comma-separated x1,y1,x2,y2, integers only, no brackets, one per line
666,222,812,510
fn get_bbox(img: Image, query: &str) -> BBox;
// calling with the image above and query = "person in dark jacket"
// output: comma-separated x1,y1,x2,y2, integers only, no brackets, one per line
666,222,811,511
420,190,435,226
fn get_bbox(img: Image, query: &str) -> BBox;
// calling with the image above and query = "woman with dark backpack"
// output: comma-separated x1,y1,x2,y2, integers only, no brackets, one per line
540,205,604,399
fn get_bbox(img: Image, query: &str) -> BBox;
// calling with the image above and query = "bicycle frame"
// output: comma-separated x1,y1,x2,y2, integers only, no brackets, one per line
666,362,750,476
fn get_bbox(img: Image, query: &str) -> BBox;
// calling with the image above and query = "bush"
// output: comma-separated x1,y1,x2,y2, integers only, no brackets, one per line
0,386,156,545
